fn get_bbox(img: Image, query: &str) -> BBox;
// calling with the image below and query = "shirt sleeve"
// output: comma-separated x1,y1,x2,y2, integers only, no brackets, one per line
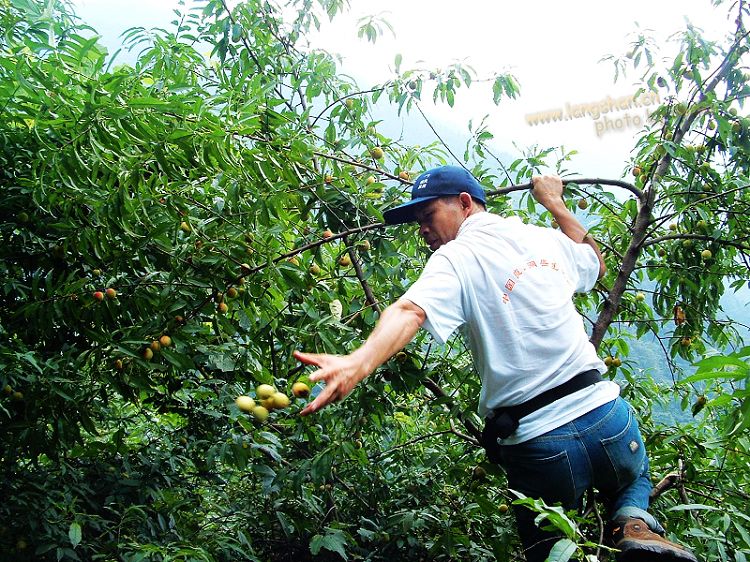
401,252,465,345
551,230,600,293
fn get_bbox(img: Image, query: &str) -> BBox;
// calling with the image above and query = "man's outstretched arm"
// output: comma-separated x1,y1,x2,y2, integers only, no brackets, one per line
294,298,426,416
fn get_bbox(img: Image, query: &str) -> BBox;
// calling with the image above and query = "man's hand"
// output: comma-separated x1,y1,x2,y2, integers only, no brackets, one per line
293,299,425,417
293,350,366,416
531,175,565,211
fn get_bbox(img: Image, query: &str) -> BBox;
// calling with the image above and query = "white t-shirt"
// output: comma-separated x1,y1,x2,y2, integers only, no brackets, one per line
402,212,620,444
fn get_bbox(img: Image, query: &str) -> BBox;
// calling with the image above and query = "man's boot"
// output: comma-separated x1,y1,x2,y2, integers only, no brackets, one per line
610,517,698,561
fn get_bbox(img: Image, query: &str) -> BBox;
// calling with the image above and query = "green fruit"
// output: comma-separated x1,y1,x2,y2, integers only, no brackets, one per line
701,249,712,259
370,146,384,159
252,405,269,422
271,392,290,409
235,395,256,412
309,263,322,276
256,384,276,399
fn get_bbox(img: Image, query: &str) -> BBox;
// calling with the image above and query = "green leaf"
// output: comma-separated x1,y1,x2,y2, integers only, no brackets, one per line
68,521,82,548
547,538,577,561
309,528,349,560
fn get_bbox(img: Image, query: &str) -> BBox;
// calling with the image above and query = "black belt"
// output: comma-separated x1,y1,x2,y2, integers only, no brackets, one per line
482,369,603,453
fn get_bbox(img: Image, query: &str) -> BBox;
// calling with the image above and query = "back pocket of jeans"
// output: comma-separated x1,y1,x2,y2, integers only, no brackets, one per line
600,407,646,490
502,448,577,507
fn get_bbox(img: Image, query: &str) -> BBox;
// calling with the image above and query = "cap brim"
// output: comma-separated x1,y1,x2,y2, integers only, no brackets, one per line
382,196,438,225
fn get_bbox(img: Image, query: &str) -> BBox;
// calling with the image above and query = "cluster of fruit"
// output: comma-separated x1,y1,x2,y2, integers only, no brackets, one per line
141,334,173,361
235,382,310,422
92,288,117,301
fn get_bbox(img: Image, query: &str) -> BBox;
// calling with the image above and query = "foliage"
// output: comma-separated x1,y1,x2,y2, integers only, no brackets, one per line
0,0,749,561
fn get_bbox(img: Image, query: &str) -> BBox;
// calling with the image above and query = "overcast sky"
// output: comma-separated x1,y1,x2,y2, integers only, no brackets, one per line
73,0,732,178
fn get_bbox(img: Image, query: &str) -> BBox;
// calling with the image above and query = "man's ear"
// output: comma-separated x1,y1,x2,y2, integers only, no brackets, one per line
458,192,473,211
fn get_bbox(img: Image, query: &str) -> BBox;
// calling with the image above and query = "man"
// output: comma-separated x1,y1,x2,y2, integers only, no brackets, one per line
294,165,697,562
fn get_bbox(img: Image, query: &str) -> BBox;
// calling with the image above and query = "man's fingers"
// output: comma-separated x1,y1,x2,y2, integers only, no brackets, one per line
294,349,322,366
300,384,338,416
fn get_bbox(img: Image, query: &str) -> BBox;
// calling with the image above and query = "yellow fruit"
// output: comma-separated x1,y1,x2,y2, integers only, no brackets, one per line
159,335,172,347
339,254,352,267
240,263,252,275
217,302,229,314
252,405,269,422
114,359,124,370
499,504,509,514
635,292,645,302
357,239,371,251
271,392,290,409
681,337,692,347
12,391,23,401
324,174,333,184
287,256,300,266
370,146,384,159
701,249,712,259
668,223,678,231
235,395,256,412
612,357,622,367
604,356,613,367
142,348,154,361
226,287,238,299
261,397,275,410
256,384,276,399
92,268,102,276
577,198,589,210
3,384,12,394
150,340,161,352
180,221,191,233
632,166,642,177
292,382,310,398
105,288,117,299
395,351,407,363
323,229,334,239
309,263,322,276
365,175,376,185
398,171,410,181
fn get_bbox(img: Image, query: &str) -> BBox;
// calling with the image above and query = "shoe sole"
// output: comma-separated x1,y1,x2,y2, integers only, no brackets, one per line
616,539,699,562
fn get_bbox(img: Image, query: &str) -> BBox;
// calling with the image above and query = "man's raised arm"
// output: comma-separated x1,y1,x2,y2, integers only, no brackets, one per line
531,175,606,279
294,298,426,416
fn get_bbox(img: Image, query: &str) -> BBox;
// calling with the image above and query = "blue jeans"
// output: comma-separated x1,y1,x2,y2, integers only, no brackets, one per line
497,397,661,562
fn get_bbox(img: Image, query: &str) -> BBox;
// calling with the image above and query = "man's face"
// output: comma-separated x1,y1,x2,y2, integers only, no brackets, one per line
414,196,465,251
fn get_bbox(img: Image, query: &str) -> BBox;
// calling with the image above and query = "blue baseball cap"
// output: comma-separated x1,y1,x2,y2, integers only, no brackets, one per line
383,165,486,225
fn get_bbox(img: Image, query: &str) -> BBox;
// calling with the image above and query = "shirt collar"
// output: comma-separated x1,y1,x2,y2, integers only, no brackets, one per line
457,211,501,236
